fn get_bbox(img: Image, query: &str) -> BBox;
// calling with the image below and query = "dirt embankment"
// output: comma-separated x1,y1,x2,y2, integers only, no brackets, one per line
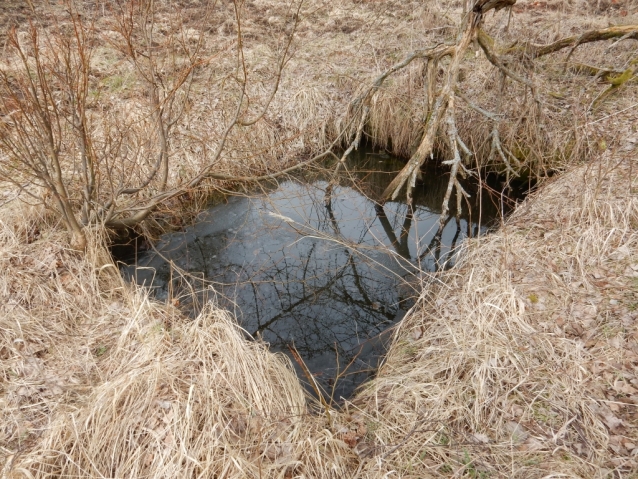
2,0,638,477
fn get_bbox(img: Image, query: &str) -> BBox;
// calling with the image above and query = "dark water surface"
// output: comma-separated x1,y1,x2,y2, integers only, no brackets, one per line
121,152,506,399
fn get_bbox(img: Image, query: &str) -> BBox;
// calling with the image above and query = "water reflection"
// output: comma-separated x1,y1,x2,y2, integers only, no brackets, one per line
122,153,502,399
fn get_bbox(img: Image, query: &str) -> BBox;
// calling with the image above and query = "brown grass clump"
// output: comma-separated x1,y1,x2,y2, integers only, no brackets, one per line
29,309,351,477
0,203,354,478
346,140,638,476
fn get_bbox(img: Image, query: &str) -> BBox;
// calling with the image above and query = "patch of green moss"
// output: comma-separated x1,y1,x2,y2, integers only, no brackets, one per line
102,73,134,93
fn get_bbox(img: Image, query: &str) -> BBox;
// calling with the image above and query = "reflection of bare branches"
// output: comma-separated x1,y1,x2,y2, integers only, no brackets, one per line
324,196,342,238
418,216,464,272
419,216,449,271
447,217,463,266
126,149,506,399
399,208,414,257
423,232,442,272
251,251,350,337
374,204,412,260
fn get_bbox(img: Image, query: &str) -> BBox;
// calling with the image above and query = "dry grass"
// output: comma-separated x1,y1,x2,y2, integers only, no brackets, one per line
0,203,354,478
2,0,638,477
346,138,638,477
2,0,634,210
5,136,637,478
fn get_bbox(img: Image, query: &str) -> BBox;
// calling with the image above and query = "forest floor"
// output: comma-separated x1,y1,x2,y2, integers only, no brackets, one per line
1,0,638,477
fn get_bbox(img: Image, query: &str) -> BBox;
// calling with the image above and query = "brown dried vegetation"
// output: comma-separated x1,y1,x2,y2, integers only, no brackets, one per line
1,0,638,477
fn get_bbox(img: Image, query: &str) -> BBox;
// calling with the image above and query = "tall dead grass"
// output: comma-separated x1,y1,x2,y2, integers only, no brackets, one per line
0,203,354,478
347,144,638,477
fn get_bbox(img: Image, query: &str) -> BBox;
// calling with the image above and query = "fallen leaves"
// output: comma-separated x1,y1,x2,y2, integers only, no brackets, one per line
336,412,368,451
591,403,624,434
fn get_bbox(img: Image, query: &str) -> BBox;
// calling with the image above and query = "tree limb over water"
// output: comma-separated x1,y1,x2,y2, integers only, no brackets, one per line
333,1,638,232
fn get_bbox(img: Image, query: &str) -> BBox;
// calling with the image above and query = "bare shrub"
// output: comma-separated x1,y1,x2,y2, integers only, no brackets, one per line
0,0,305,250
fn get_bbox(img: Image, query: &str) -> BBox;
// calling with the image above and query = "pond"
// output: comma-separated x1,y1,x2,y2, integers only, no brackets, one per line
120,151,510,400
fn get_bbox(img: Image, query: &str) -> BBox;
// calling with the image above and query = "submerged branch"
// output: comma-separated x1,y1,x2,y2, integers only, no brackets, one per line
335,42,454,173
326,44,454,204
382,13,476,203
